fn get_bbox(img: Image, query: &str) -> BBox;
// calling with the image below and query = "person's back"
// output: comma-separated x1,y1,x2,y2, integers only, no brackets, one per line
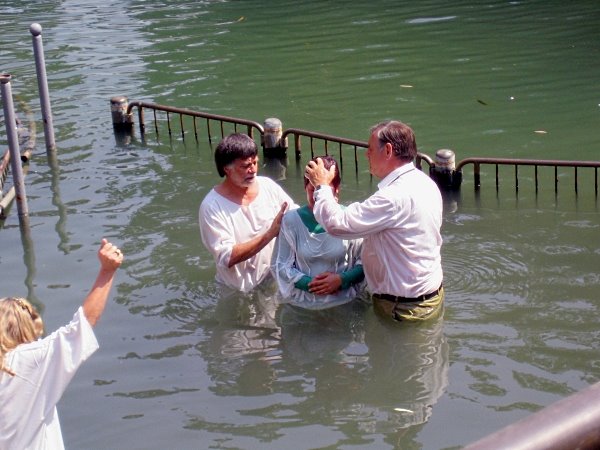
0,239,123,449
358,164,442,297
0,307,97,449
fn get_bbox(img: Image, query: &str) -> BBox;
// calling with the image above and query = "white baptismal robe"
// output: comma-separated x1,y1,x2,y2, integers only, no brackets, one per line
0,307,99,450
272,207,364,309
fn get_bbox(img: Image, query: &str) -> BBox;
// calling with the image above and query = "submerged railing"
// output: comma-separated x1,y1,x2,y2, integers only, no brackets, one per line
112,98,600,197
456,157,600,194
121,99,264,143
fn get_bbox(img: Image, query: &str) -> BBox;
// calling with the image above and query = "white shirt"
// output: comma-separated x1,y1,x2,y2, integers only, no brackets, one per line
313,162,443,298
0,307,99,450
199,176,296,292
271,207,364,309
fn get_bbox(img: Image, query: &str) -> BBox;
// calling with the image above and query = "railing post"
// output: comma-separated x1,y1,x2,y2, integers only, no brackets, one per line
30,23,56,155
262,117,287,158
110,96,133,129
0,74,29,219
474,162,481,190
261,117,288,180
431,149,462,190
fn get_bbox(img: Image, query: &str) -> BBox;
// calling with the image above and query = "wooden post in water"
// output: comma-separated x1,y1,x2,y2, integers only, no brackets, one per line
110,96,133,129
262,117,288,180
431,149,462,190
0,74,29,219
30,23,56,155
262,117,287,158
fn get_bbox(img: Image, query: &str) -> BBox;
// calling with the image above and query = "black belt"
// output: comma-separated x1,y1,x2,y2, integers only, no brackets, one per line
373,285,442,303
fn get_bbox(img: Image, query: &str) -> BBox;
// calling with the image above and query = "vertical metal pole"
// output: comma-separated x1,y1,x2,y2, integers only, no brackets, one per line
0,74,29,218
30,23,56,154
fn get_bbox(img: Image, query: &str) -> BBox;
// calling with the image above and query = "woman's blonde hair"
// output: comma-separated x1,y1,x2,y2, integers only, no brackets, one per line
0,297,44,376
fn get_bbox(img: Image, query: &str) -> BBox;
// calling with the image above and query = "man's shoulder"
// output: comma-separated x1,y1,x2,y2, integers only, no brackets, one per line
200,187,219,207
257,176,293,201
256,175,280,188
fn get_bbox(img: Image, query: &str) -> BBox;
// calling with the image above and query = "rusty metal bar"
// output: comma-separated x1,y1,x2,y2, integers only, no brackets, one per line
495,164,499,191
282,128,367,155
456,157,600,192
122,102,600,195
126,101,264,142
152,109,158,137
464,381,600,450
166,111,172,136
456,157,600,171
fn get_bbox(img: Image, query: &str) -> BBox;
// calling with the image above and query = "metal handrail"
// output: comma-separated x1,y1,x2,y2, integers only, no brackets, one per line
281,127,434,173
464,381,600,450
126,101,264,143
456,157,600,194
118,101,599,195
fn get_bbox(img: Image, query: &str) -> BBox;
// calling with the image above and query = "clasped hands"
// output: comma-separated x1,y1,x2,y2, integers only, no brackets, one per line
308,272,342,295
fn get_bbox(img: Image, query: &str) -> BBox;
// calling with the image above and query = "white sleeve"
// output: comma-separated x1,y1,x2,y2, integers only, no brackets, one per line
199,195,234,269
313,188,398,238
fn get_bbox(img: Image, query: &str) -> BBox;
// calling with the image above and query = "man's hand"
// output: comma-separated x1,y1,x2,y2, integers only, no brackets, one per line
267,202,288,240
305,158,336,187
228,202,288,268
98,238,124,272
308,272,342,295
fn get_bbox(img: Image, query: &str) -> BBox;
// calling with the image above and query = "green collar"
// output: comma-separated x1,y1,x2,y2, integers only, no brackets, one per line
296,205,326,234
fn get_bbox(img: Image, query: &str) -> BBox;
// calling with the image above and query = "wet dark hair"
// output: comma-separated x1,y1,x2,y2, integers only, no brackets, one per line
304,155,341,191
370,120,417,162
214,133,258,177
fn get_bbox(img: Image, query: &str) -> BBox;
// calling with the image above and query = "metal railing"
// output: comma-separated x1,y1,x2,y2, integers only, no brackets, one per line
118,101,598,196
456,157,600,194
126,101,264,143
464,381,600,450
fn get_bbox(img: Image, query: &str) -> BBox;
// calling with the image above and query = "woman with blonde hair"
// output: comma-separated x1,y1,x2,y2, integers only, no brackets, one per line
0,239,123,449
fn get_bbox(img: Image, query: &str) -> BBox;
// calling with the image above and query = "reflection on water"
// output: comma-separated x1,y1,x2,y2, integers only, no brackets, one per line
188,282,448,447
